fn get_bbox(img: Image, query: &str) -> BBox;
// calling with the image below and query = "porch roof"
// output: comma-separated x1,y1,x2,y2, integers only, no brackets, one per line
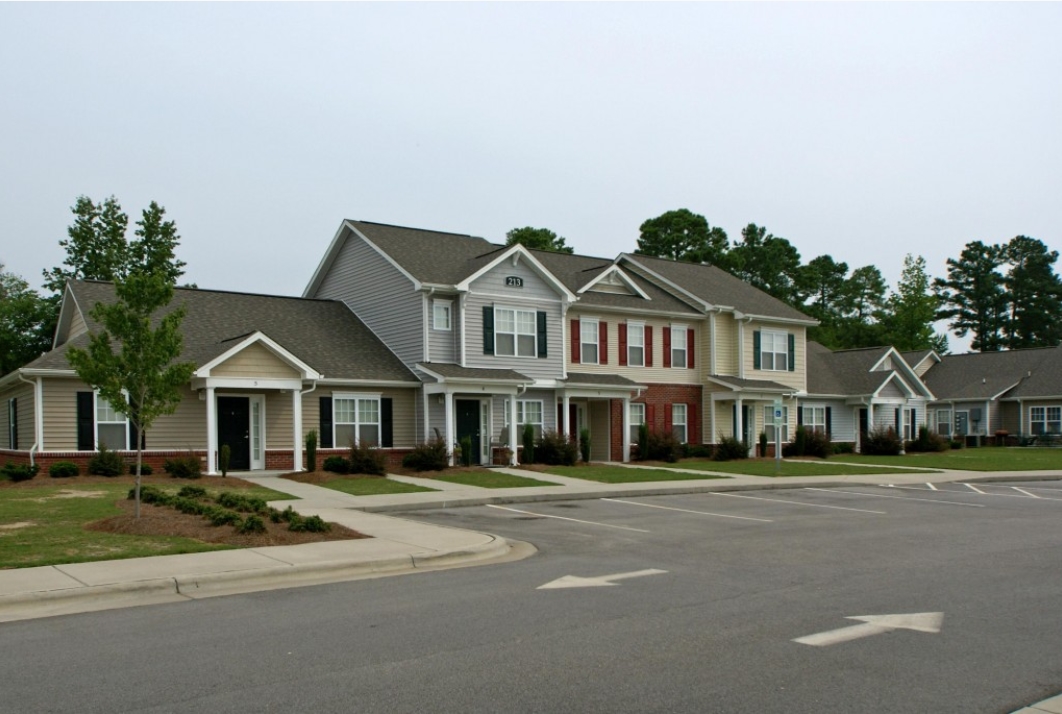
416,362,534,385
706,375,793,393
564,372,645,389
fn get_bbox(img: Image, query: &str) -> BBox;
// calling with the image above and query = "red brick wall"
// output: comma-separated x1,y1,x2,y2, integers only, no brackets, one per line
606,384,704,461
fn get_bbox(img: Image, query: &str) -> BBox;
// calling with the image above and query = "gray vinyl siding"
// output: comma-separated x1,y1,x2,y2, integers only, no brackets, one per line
490,390,558,443
313,232,424,367
428,295,458,363
801,399,854,442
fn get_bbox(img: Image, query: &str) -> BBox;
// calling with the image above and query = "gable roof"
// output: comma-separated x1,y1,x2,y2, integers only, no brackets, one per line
618,252,816,324
805,342,929,398
922,346,1062,401
20,281,419,384
346,221,500,286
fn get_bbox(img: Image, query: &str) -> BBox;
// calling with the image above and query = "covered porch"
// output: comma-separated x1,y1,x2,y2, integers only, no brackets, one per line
706,376,797,457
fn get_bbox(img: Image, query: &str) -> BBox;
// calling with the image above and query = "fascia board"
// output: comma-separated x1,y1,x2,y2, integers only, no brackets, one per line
991,382,1024,400
317,378,422,388
732,311,819,327
618,254,713,312
196,331,321,380
876,347,935,398
569,304,702,320
303,221,353,297
456,245,576,302
873,371,917,399
53,284,83,349
577,265,651,300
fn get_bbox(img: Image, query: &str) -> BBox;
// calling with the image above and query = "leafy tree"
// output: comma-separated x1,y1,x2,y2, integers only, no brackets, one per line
1002,235,1062,349
43,196,130,294
505,227,574,254
0,265,53,374
877,254,947,352
729,223,802,305
797,255,849,348
832,265,888,348
129,201,187,282
635,209,730,266
933,241,1007,352
66,272,195,518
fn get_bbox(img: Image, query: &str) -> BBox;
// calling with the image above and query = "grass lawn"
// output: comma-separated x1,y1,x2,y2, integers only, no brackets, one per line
542,465,729,484
0,480,294,570
429,470,559,489
666,459,938,477
831,447,1062,472
319,477,439,496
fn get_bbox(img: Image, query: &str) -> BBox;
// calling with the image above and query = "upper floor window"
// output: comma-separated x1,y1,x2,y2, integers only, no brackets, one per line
432,299,451,331
96,396,128,450
759,330,789,371
672,404,687,443
496,307,537,357
580,319,599,364
627,322,645,367
1031,406,1062,435
671,324,687,369
334,395,380,446
629,402,645,444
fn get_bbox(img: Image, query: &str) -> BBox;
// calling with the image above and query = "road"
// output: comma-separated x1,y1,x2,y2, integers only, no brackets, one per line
3,479,1061,713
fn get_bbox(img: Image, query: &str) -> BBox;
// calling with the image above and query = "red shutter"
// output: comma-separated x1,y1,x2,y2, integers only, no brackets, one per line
687,327,696,369
600,321,608,365
645,326,653,367
688,403,699,445
571,319,580,363
618,323,628,367
646,403,656,433
663,327,672,368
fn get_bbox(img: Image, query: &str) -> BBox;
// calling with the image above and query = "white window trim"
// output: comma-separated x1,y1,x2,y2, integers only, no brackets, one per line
432,299,452,331
580,318,600,365
936,409,952,436
672,403,688,443
802,405,826,434
95,392,129,451
1030,405,1062,435
629,402,645,443
333,393,383,446
627,321,645,367
671,324,688,369
7,398,16,450
760,329,789,372
764,405,789,443
495,305,538,359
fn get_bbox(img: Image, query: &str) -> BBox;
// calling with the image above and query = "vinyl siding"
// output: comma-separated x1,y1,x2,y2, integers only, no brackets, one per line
148,386,206,448
0,382,35,449
427,295,458,363
69,308,87,340
878,381,904,399
313,231,423,367
714,313,738,376
212,343,300,379
568,312,701,386
490,390,558,444
309,387,418,448
743,322,807,391
1001,402,1021,434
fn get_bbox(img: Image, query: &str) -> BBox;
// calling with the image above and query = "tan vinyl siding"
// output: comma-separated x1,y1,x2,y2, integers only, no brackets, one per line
69,308,87,340
307,387,418,448
212,343,300,379
1001,402,1021,435
42,378,86,450
568,312,701,386
1,382,35,449
714,313,738,376
742,322,807,391
265,391,294,448
147,386,206,448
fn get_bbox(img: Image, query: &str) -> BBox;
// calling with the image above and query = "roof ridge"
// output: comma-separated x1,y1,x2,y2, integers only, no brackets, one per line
74,279,340,305
347,219,482,240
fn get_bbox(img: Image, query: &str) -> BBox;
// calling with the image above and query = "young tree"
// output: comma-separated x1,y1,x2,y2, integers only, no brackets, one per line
729,223,802,305
66,271,196,518
1002,235,1062,349
933,241,1007,352
505,226,574,254
0,265,53,374
635,209,730,266
878,255,947,352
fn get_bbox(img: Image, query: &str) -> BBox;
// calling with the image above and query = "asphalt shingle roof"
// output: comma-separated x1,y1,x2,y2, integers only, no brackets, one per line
28,281,419,384
564,372,643,388
415,363,533,383
707,375,794,392
806,342,897,396
922,346,1062,400
347,221,501,285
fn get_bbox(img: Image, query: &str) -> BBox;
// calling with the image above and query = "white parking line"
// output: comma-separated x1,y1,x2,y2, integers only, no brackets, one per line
600,498,773,523
926,483,938,491
893,483,1062,502
1012,487,1042,499
710,492,886,515
486,504,651,532
964,483,986,494
804,488,987,508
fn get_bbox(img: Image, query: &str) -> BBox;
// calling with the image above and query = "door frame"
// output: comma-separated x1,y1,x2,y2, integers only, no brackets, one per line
455,398,486,466
216,393,266,471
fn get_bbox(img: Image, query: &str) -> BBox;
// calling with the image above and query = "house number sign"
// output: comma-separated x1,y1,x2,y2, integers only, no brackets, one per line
505,276,524,288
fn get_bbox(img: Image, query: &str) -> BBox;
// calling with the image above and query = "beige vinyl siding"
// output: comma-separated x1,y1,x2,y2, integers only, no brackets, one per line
265,391,294,448
0,382,35,449
568,312,701,386
42,378,85,450
306,387,418,448
147,386,206,448
743,322,807,391
713,313,738,376
212,343,300,379
69,308,87,340
1001,402,1021,435
912,359,934,378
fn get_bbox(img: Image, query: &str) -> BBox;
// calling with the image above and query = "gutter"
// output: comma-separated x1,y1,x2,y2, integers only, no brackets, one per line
17,373,42,467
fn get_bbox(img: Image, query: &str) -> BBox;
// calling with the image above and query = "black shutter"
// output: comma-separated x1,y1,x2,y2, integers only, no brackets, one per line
797,406,804,425
9,398,16,450
825,407,832,437
753,331,762,370
320,397,333,448
788,333,796,372
537,311,547,358
894,408,900,433
483,305,495,355
381,398,393,448
77,392,94,451
128,401,144,450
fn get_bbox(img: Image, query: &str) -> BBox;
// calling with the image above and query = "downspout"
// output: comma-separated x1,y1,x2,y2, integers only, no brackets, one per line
18,373,42,467
297,379,319,472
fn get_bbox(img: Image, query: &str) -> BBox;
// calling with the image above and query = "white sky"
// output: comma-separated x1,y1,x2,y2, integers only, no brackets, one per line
2,3,1059,350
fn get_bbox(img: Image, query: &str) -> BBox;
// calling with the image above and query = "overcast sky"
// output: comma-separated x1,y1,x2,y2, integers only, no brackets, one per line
2,3,1059,350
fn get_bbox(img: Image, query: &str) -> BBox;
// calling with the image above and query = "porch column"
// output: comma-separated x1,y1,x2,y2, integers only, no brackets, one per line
293,389,303,471
898,404,906,455
205,387,217,475
709,395,716,448
423,390,431,443
735,395,744,442
510,396,519,465
444,391,455,467
562,394,571,438
622,396,631,462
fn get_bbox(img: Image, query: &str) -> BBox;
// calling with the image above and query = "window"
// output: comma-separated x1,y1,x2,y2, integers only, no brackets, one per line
671,325,687,369
496,307,537,357
629,403,645,444
6,398,16,450
903,408,917,440
517,400,544,438
672,404,687,443
580,319,599,364
627,322,645,367
1031,406,1062,435
764,405,789,444
936,409,952,436
803,406,826,434
432,299,451,331
334,395,380,446
96,396,128,450
760,330,789,371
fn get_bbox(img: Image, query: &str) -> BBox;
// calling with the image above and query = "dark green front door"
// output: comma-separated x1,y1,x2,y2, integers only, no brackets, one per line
456,400,481,465
217,396,251,471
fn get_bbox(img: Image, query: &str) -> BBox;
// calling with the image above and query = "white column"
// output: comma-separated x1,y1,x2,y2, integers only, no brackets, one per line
735,396,744,441
423,390,431,443
898,404,906,455
562,394,571,438
622,396,631,462
444,391,455,466
510,396,519,465
293,389,303,471
709,394,717,447
205,387,217,475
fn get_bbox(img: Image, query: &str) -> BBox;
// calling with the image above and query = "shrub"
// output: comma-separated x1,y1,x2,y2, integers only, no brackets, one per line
683,443,713,459
861,427,903,456
174,496,208,516
164,454,202,479
49,461,80,478
646,430,682,463
2,462,38,482
578,428,591,462
906,426,949,453
458,436,473,468
402,438,449,471
522,424,536,464
535,429,578,466
289,514,330,533
950,439,965,450
323,455,350,474
88,444,125,476
306,429,318,472
713,435,748,461
205,507,241,527
784,427,831,459
217,491,267,514
637,423,649,461
833,441,855,454
219,444,231,478
177,485,208,499
135,485,171,505
794,426,808,457
128,463,153,475
237,515,267,535
759,431,768,458
350,441,387,476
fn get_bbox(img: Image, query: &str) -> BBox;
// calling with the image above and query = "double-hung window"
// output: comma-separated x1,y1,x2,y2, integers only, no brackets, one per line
670,325,687,369
760,330,789,371
1031,406,1062,435
936,409,952,436
517,400,544,439
96,396,128,450
580,319,599,364
432,300,451,331
496,307,537,357
334,395,381,446
802,406,826,434
764,405,789,444
672,404,687,443
627,322,645,367
629,403,645,444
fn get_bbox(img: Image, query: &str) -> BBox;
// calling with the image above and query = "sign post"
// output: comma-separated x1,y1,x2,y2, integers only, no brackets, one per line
773,398,783,473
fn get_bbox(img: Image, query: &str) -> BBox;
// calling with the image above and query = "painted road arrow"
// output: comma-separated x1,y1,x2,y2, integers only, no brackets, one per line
793,612,944,647
537,569,668,590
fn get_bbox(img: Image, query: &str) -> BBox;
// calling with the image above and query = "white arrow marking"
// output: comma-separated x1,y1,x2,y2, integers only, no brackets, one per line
793,612,943,647
537,569,668,590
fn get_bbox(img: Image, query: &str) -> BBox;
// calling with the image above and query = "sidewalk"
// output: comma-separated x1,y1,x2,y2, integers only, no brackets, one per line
1,464,1059,623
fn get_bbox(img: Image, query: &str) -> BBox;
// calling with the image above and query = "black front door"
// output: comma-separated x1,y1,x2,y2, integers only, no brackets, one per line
858,408,869,442
217,396,251,471
456,400,481,465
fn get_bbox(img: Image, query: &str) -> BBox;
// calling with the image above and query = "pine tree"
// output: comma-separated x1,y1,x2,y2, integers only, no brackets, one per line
933,241,1007,352
1003,235,1062,348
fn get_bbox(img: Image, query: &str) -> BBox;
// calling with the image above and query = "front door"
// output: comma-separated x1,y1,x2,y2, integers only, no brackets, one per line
456,400,481,465
217,396,251,471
